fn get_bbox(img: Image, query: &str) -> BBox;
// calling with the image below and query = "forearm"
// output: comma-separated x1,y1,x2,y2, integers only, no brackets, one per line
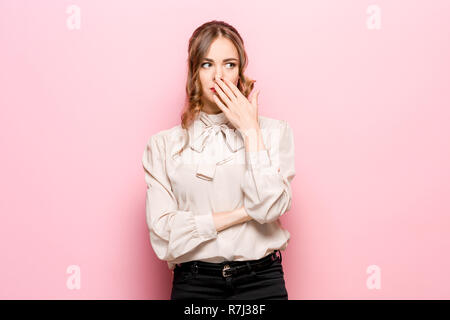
212,206,253,232
241,127,266,152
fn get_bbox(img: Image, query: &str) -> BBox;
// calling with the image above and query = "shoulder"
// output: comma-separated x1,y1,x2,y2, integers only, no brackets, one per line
146,124,186,147
257,114,292,138
257,115,294,153
144,124,188,160
258,114,291,129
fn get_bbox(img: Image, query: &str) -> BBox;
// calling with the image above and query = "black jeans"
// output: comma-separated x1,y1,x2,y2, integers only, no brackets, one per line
170,251,288,300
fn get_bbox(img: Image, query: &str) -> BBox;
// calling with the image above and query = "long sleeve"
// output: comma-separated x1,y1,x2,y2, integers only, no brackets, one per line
241,120,296,224
142,134,218,262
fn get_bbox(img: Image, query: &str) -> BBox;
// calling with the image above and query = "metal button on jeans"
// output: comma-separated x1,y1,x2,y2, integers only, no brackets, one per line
222,264,232,277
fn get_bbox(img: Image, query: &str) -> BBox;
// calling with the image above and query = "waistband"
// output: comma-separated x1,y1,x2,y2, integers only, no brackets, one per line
175,250,283,278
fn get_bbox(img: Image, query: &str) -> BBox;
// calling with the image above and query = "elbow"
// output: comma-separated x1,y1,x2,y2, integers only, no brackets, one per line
244,189,292,224
149,229,172,261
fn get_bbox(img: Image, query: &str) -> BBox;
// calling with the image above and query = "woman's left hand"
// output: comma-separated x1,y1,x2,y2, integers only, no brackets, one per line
212,75,261,137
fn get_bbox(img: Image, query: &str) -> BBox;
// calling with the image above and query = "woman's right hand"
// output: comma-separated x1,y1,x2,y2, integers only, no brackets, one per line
212,206,252,232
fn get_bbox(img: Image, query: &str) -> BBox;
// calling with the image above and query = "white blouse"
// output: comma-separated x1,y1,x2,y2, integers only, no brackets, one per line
142,110,296,270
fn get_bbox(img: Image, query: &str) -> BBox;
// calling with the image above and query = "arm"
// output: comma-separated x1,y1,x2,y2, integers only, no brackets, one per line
210,127,265,233
212,206,252,232
242,126,267,153
142,134,218,262
240,120,296,224
213,121,295,230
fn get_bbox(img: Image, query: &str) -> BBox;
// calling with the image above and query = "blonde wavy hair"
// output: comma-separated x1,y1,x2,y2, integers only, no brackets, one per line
173,20,255,158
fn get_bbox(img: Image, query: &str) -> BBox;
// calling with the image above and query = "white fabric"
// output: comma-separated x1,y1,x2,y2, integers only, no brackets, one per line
142,110,296,270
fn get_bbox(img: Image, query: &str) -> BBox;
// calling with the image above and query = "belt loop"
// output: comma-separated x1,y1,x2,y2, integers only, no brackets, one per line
191,262,198,274
247,261,256,277
277,250,282,263
271,251,277,262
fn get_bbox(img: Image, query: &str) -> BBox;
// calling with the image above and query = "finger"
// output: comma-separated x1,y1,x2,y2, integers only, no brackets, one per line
212,94,230,115
213,81,233,108
222,77,245,100
252,89,260,108
215,77,237,103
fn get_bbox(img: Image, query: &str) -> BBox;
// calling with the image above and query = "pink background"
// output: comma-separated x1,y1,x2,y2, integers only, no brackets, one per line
1,0,449,299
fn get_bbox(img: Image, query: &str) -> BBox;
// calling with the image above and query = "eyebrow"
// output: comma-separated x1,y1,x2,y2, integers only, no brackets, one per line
203,58,238,62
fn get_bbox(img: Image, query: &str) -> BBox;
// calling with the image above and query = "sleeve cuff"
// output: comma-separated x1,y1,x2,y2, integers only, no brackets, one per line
194,213,218,239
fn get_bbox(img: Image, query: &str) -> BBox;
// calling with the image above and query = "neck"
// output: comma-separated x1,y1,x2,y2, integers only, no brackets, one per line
201,109,223,115
201,102,223,115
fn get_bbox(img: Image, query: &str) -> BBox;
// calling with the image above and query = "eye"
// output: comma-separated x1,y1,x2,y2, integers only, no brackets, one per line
201,62,236,68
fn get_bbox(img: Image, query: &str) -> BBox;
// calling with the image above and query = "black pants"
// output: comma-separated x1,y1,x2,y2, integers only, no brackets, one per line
170,251,288,300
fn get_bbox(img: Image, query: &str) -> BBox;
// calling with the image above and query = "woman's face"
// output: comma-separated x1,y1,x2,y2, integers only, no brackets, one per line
198,37,240,114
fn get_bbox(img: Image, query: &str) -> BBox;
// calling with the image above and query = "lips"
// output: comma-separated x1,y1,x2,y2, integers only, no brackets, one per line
210,87,216,93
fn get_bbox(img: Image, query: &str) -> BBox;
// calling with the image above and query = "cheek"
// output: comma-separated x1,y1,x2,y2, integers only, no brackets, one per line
198,71,208,82
199,78,209,90
232,74,239,85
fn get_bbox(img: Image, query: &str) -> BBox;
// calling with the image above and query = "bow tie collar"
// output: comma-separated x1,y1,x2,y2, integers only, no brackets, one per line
188,110,244,181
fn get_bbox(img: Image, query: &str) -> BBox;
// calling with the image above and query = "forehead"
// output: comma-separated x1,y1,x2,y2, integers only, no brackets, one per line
205,37,239,59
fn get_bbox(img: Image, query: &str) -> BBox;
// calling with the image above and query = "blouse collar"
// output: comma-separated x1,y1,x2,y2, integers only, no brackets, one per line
199,110,229,126
188,110,244,153
188,110,244,181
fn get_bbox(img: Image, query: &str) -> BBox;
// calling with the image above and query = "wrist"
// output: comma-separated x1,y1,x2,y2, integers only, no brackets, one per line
242,128,265,152
236,206,252,223
212,207,252,232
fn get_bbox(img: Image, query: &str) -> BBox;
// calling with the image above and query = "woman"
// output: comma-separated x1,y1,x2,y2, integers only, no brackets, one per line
142,20,295,300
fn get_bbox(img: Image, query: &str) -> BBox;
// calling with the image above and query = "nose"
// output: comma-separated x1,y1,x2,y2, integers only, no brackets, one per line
214,67,223,80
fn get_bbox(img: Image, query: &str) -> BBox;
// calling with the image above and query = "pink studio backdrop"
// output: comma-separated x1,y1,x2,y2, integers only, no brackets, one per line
1,0,449,299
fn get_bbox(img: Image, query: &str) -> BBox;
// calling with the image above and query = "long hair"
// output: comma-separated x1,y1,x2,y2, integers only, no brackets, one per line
173,20,255,159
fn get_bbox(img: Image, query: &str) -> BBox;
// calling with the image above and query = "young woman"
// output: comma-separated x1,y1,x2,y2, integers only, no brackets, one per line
142,20,296,300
